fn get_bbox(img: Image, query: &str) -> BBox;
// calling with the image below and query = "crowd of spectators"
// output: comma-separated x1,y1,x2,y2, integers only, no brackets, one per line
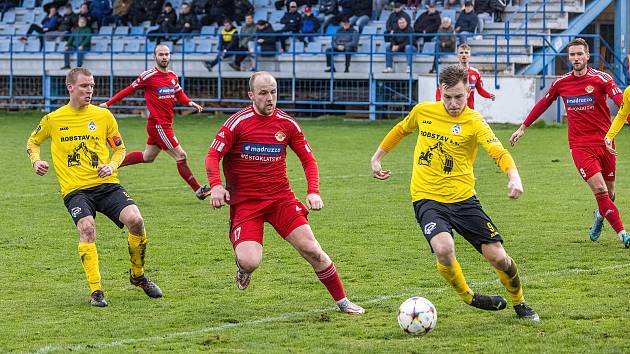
9,0,507,72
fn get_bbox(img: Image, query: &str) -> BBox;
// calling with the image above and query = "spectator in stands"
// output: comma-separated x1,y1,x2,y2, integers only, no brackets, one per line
255,19,277,56
406,0,420,9
191,0,209,16
203,19,239,72
318,0,338,32
491,0,506,22
383,16,415,73
339,0,354,20
19,4,60,49
231,13,257,71
300,6,320,44
175,2,199,35
78,3,98,32
148,2,177,43
277,1,302,52
474,0,492,32
58,3,77,34
129,0,163,26
233,0,254,25
0,0,18,23
113,0,133,26
414,1,441,46
201,0,233,27
443,0,462,10
61,16,91,70
350,0,372,33
429,15,456,73
275,0,314,11
454,1,477,44
324,17,358,73
90,0,113,28
386,2,411,42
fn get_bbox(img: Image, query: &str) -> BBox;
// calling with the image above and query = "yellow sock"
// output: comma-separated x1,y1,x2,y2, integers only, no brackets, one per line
78,242,101,293
436,259,474,304
495,259,524,306
128,232,147,278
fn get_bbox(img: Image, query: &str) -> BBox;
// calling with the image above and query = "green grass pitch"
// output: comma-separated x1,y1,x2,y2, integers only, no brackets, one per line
1,111,629,353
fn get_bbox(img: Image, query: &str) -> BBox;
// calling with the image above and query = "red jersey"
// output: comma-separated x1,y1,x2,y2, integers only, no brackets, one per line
205,106,319,206
436,67,493,109
523,67,623,148
106,67,191,125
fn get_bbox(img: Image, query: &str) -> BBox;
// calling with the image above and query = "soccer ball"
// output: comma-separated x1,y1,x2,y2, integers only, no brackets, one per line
397,296,437,336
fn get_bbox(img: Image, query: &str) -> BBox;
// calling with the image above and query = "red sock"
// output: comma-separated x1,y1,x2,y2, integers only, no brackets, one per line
316,263,346,301
595,192,625,233
120,151,145,167
176,159,201,192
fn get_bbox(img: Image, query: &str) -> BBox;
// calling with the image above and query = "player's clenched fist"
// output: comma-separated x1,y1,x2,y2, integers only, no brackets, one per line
306,193,324,210
33,160,49,176
210,184,230,209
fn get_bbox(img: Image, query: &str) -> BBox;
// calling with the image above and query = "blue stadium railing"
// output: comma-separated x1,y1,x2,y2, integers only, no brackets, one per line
0,31,626,119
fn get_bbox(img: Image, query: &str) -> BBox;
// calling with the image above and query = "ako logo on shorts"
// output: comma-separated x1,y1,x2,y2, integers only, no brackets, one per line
275,131,286,142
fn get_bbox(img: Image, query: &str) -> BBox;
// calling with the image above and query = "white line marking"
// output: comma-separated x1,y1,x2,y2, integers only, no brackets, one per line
33,262,630,353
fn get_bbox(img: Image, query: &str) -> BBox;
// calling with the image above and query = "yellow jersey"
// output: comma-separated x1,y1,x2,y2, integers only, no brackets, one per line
380,101,516,203
606,85,630,140
27,104,126,196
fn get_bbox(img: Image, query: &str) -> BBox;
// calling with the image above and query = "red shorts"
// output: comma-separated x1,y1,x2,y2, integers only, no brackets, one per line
570,145,616,181
229,198,309,248
146,124,179,151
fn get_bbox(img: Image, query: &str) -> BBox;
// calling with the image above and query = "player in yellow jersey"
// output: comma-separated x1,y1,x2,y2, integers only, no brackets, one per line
370,65,539,321
604,85,630,155
26,68,163,307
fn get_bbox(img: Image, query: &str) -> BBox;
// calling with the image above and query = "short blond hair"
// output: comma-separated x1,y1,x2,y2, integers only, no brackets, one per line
66,67,92,85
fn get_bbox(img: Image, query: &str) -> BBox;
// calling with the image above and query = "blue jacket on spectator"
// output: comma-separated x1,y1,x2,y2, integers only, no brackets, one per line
41,13,59,30
91,0,113,18
302,13,320,34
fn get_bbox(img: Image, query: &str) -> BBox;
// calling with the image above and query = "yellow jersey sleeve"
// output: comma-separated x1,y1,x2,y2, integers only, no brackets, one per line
606,86,630,140
379,105,420,152
105,111,126,169
26,115,52,165
475,117,516,173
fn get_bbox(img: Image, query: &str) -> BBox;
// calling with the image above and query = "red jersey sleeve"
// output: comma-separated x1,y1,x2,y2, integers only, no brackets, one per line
106,75,145,106
287,122,319,195
603,76,624,107
475,74,493,98
522,79,560,127
174,77,192,105
436,85,441,102
205,125,235,188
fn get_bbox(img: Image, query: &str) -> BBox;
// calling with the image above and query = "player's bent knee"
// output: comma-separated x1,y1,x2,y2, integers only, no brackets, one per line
126,215,145,235
77,219,96,242
237,255,261,273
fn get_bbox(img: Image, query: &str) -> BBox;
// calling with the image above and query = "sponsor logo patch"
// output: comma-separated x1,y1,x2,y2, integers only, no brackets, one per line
87,121,96,131
157,87,176,95
451,124,461,135
71,207,82,218
585,85,594,93
242,143,283,156
275,131,286,142
566,95,594,106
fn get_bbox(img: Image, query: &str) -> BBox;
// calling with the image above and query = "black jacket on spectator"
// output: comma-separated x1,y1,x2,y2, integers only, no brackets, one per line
155,8,177,33
455,10,478,32
414,10,441,34
58,11,77,32
233,0,254,23
386,11,411,33
389,24,414,48
256,22,276,54
129,0,163,25
319,0,338,16
474,0,492,14
351,0,372,18
192,0,209,14
279,11,302,33
339,0,353,18
176,11,198,33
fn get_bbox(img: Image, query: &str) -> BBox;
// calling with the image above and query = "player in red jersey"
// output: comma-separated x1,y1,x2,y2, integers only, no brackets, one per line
436,43,495,109
509,38,629,247
205,71,364,315
100,44,210,200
